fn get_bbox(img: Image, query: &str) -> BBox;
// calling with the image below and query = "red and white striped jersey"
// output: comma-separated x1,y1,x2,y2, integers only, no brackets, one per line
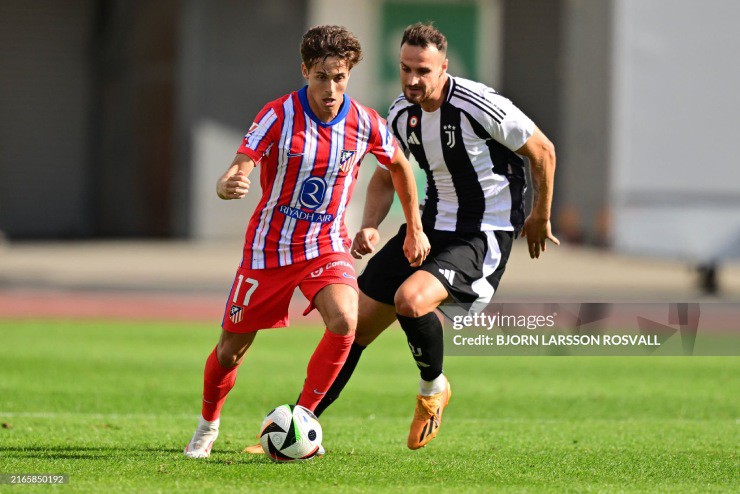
236,86,399,269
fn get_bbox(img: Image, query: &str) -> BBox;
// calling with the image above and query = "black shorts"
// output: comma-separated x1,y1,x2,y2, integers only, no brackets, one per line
358,224,514,311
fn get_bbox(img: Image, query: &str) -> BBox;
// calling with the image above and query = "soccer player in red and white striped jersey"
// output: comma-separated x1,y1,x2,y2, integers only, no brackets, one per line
184,25,430,459
237,73,399,269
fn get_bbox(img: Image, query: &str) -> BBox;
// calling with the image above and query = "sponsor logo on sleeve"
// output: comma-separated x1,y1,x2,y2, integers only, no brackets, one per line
245,122,260,138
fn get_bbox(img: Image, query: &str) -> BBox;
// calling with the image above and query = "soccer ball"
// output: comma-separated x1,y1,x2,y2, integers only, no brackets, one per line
259,404,323,461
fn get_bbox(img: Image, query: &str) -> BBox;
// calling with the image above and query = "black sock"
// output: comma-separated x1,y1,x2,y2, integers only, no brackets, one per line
309,342,366,418
396,312,444,381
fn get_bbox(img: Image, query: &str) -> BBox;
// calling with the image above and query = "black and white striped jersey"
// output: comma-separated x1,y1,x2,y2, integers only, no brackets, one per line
387,75,535,233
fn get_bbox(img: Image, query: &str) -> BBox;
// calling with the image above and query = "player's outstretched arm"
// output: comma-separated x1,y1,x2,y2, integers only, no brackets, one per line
216,154,255,200
385,148,431,267
351,167,395,259
517,127,560,259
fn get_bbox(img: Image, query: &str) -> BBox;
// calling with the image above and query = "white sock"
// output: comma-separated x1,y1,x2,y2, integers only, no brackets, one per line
198,416,219,430
419,374,446,396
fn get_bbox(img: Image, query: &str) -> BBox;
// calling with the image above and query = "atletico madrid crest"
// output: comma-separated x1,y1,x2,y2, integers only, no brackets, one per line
229,304,243,324
339,149,356,173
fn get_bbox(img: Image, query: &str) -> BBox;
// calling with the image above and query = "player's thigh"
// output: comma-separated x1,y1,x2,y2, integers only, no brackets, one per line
394,270,449,317
222,265,297,333
355,290,397,347
299,252,359,335
312,283,359,335
425,230,513,314
357,224,418,305
485,230,515,292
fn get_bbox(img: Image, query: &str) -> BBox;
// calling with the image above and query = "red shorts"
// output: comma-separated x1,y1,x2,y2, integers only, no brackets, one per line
221,252,358,333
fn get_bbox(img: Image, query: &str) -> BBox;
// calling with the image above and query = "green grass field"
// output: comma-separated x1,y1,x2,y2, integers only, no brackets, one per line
1,320,737,493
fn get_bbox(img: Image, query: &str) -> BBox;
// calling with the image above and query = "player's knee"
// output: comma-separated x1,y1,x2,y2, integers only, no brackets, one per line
215,344,241,368
326,311,357,336
215,330,254,367
394,287,427,318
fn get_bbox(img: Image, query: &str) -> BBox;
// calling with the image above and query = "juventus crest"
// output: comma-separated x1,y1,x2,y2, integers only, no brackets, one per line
444,124,456,147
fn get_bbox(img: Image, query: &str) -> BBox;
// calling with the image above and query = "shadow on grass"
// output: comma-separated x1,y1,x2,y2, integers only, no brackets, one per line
2,445,270,464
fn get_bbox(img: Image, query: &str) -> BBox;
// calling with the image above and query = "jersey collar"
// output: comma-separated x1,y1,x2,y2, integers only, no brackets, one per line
445,75,455,102
298,86,351,127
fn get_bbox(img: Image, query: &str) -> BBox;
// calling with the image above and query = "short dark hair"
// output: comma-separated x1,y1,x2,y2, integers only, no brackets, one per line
401,22,447,53
300,25,363,70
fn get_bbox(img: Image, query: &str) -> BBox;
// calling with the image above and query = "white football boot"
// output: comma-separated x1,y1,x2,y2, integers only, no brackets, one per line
184,416,220,458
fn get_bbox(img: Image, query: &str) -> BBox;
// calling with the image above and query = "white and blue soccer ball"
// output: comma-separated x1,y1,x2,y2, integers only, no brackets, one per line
259,404,323,461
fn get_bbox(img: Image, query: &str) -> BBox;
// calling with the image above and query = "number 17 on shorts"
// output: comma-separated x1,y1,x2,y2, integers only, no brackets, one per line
229,274,258,324
222,265,294,333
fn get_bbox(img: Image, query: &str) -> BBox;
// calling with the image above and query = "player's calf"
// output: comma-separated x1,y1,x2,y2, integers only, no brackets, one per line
396,312,445,381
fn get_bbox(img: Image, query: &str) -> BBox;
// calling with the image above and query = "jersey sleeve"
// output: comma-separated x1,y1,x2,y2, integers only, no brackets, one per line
236,102,280,165
481,90,536,152
366,110,401,167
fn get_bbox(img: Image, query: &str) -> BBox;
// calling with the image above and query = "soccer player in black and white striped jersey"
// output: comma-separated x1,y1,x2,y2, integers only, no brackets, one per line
316,23,558,451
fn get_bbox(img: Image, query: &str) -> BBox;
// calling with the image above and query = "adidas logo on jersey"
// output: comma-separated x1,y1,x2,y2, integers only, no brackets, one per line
408,132,421,145
439,268,456,285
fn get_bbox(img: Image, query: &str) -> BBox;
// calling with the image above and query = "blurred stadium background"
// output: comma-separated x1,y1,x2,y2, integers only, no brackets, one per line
1,0,740,315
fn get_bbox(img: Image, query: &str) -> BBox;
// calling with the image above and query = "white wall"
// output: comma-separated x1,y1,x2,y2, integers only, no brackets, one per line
610,0,740,261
